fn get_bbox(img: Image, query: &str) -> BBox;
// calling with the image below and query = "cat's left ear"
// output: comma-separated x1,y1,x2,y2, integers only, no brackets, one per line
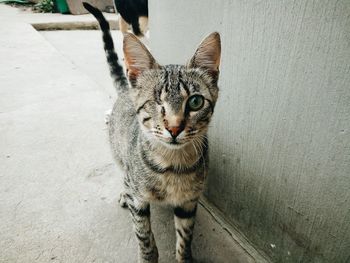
123,33,160,82
187,32,221,80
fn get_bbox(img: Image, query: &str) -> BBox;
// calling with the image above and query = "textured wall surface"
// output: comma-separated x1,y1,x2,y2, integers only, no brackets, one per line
149,0,350,262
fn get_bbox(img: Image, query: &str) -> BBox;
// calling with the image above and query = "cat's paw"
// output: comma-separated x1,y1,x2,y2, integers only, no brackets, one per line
176,253,193,263
118,192,128,208
138,247,159,263
104,109,112,124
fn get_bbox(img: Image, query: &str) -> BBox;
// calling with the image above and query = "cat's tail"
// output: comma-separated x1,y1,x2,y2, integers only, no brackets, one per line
83,2,128,93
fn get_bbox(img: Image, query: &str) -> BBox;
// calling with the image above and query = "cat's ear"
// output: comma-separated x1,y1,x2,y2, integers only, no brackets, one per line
123,33,159,81
187,32,221,79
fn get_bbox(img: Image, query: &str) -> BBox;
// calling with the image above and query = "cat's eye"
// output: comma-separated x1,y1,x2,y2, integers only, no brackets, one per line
187,95,204,111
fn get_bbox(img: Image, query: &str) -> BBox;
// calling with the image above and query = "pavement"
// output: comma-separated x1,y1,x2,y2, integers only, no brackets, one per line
0,4,257,263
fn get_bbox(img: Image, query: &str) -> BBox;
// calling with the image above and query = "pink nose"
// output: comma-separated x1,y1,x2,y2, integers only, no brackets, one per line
167,126,183,138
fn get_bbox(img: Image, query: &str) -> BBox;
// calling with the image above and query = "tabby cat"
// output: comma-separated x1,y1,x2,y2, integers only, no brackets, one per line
83,3,221,263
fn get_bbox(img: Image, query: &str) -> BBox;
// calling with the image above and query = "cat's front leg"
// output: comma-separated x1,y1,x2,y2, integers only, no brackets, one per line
128,199,158,263
174,201,198,263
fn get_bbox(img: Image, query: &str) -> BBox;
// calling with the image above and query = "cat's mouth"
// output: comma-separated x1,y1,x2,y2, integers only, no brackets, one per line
160,138,187,149
170,138,180,145
150,131,189,148
165,142,186,149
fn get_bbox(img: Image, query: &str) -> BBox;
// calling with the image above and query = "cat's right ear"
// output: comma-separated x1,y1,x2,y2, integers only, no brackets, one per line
123,33,159,82
187,32,221,80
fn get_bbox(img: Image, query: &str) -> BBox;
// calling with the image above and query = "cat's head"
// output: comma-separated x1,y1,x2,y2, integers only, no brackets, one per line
123,32,221,149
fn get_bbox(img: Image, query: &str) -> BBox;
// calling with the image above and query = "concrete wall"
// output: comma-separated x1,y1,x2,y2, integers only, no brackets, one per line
149,1,350,262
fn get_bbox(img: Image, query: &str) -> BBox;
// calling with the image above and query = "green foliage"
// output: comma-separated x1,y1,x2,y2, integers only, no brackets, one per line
33,0,54,13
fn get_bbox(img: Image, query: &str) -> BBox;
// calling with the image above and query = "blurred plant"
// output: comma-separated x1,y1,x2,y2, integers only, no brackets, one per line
33,0,54,13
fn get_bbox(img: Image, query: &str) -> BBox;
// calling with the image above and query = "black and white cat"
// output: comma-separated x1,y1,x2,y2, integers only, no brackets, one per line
114,0,148,37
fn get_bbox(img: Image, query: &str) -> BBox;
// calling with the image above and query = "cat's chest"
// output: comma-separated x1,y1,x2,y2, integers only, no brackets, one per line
143,171,204,206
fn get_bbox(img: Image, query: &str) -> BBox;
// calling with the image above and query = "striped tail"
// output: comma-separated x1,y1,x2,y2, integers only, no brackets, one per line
83,2,128,93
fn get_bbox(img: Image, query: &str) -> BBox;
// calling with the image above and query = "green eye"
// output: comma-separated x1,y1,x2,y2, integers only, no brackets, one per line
188,95,204,111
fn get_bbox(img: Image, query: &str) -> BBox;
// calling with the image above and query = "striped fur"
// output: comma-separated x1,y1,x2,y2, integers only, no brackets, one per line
83,3,221,262
83,2,128,93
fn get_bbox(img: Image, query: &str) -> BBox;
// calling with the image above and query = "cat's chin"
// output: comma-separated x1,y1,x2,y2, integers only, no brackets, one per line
158,140,188,150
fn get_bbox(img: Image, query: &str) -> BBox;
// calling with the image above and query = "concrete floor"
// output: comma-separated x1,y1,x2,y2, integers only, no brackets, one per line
40,30,121,98
0,4,256,263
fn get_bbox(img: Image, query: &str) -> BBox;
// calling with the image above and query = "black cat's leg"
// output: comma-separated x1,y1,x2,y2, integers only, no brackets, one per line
128,199,158,263
174,201,198,263
131,19,142,37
